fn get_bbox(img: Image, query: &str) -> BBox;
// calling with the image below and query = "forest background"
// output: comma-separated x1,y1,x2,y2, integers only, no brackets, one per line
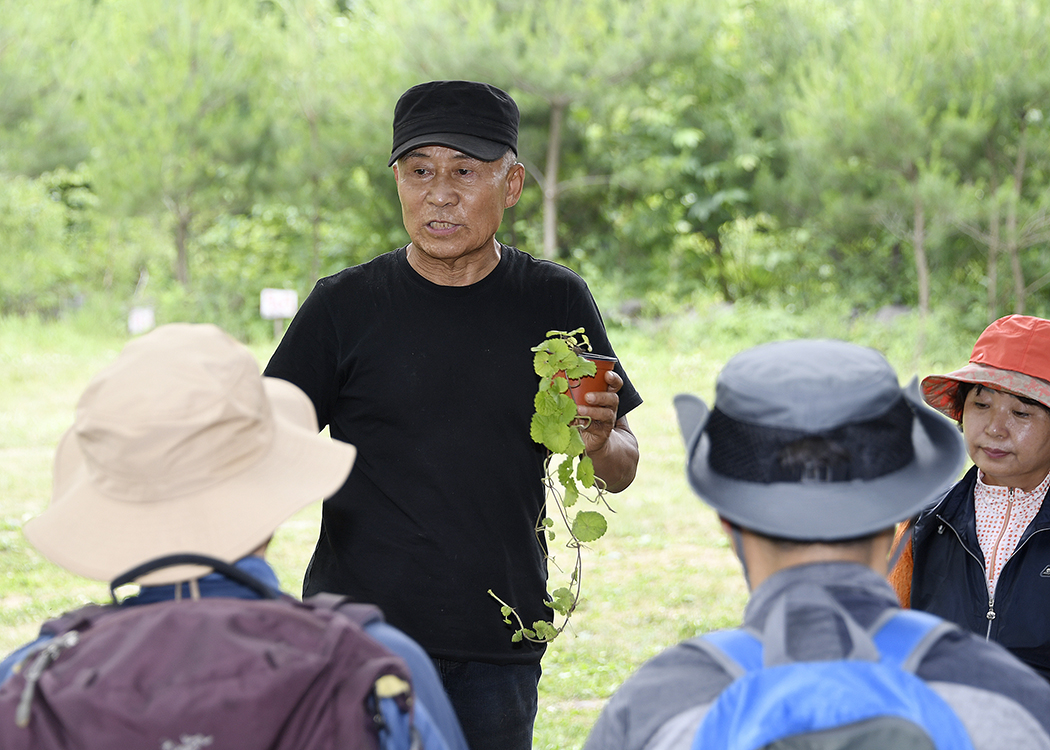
4,0,1050,338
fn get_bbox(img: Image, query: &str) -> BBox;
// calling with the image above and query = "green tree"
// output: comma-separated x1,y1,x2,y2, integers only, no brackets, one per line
0,173,77,314
78,0,285,288
784,0,992,319
948,0,1050,318
778,0,1050,324
0,0,89,176
269,0,404,285
379,0,721,260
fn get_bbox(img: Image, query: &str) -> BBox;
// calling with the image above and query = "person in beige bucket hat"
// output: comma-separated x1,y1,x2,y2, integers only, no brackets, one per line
0,323,469,750
891,314,1050,685
24,322,357,586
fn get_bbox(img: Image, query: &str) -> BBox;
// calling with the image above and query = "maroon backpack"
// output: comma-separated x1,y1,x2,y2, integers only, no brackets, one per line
0,555,418,750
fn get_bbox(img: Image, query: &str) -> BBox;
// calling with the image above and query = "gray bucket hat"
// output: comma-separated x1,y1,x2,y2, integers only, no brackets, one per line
673,339,966,541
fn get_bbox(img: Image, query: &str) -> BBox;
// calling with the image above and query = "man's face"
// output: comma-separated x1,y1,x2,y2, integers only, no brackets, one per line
393,145,524,267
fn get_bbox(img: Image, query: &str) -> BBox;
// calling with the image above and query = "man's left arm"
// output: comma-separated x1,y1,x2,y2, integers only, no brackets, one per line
577,370,639,493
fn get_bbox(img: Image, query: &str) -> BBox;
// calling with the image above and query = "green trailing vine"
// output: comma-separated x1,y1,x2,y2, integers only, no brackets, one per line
489,327,612,643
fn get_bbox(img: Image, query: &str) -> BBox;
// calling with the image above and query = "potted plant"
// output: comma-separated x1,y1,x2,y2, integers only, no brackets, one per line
488,328,615,643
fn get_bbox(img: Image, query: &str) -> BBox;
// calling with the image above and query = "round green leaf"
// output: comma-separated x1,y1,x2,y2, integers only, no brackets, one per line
571,510,608,543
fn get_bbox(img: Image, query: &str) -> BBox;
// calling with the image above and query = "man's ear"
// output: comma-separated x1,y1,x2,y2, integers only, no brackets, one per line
504,162,525,208
392,162,401,181
719,516,740,555
719,516,752,591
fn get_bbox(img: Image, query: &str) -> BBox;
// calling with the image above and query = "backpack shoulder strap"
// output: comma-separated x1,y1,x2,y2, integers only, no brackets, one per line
694,606,957,679
39,603,117,637
109,554,281,602
303,592,385,629
700,629,763,672
685,628,761,682
872,608,959,672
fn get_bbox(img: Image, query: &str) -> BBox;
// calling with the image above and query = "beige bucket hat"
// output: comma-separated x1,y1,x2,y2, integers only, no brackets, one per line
24,323,356,585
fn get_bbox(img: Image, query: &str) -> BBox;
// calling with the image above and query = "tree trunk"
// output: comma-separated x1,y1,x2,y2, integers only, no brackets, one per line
711,233,733,302
911,191,929,366
311,174,322,283
987,198,1001,321
1006,116,1029,313
307,107,322,283
913,192,929,320
542,100,567,260
174,208,192,289
984,136,1002,322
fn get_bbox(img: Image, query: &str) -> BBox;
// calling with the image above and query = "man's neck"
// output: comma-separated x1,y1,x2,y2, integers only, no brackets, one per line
735,526,893,591
405,240,502,287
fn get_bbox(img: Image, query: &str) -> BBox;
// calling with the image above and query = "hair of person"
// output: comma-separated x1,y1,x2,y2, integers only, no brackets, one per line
744,434,887,548
776,435,851,482
761,529,888,551
393,146,517,174
497,148,519,178
951,382,1050,426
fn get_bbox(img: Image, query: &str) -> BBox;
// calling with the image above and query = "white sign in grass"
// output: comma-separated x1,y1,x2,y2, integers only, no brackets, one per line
127,306,155,335
260,288,298,320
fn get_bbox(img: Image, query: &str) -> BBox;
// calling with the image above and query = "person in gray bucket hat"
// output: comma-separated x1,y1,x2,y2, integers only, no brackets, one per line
583,339,1050,750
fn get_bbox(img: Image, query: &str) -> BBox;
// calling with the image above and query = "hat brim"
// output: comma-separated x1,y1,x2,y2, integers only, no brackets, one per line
673,382,966,541
388,132,512,166
921,362,1050,420
25,378,356,585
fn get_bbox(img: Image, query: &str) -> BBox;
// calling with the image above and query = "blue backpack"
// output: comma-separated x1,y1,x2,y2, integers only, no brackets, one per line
690,606,974,750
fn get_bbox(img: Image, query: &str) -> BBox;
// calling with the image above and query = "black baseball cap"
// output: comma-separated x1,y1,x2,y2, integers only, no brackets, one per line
388,80,519,167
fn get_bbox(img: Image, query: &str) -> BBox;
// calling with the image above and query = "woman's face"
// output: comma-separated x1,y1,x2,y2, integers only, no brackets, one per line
962,385,1050,492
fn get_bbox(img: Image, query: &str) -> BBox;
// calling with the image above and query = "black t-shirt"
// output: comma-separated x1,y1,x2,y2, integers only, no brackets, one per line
265,246,642,664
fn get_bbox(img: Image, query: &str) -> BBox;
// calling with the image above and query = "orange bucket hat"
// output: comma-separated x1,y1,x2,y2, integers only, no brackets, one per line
921,315,1050,421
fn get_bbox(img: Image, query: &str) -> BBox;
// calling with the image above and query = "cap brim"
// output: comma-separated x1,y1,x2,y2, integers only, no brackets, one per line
922,362,1050,419
673,382,966,541
25,378,356,585
388,133,511,166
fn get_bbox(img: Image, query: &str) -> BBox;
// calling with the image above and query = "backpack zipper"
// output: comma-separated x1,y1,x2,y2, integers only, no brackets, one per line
15,631,80,728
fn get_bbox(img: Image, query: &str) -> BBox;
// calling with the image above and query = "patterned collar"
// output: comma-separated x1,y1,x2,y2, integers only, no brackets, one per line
974,469,1050,596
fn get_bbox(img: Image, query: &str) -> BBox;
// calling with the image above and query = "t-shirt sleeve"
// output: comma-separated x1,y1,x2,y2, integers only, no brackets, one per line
566,277,643,421
263,279,342,430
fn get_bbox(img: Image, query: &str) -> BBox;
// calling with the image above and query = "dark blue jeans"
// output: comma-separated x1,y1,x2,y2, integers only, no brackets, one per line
432,658,542,750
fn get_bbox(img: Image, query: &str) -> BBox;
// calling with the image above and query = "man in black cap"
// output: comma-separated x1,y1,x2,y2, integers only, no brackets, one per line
583,339,1050,750
266,80,642,750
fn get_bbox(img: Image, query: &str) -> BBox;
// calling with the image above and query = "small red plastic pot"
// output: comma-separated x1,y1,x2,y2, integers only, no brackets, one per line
567,353,617,407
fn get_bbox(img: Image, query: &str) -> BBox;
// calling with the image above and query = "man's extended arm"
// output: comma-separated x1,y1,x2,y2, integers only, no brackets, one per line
577,370,639,493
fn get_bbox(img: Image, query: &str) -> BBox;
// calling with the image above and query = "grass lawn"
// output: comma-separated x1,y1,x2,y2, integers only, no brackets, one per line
0,301,978,748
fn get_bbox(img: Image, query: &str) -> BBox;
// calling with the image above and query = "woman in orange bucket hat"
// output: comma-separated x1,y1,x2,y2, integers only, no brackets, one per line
892,314,1050,683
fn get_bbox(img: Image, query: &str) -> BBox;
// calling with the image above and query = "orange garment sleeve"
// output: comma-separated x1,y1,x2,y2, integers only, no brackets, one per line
887,520,913,608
